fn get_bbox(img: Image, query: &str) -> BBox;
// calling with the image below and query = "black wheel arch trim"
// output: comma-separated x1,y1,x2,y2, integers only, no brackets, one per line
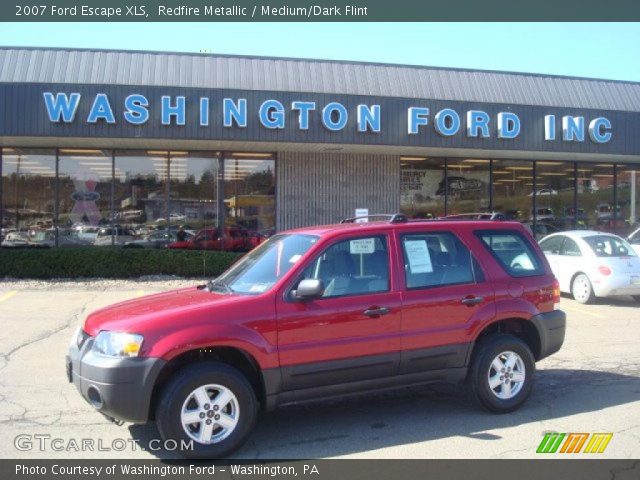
529,309,566,360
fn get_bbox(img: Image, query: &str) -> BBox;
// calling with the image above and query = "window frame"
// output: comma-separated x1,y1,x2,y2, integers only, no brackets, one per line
287,234,392,301
475,229,546,278
399,230,484,291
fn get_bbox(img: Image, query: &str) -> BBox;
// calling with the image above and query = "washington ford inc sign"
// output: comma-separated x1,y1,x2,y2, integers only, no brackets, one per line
43,92,613,143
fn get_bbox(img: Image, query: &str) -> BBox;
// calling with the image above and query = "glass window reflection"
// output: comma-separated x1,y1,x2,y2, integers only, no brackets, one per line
223,153,276,240
114,150,169,242
400,157,445,218
58,149,112,247
1,148,56,247
446,158,490,215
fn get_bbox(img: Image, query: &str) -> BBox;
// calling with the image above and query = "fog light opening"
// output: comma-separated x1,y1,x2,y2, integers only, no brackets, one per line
87,386,104,409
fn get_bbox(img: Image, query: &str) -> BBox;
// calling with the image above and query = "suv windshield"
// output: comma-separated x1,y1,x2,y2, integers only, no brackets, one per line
583,235,637,257
211,234,319,294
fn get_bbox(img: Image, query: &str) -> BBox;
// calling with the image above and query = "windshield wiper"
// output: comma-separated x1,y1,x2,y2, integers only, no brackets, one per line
207,279,233,294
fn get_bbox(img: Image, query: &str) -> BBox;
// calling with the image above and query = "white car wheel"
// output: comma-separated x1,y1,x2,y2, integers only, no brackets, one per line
572,273,595,304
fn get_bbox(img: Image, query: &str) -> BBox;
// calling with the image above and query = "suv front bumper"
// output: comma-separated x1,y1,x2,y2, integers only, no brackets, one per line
66,332,166,423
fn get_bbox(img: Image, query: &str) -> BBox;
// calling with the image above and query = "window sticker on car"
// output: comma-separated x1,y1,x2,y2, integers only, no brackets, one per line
289,254,302,264
350,238,375,254
405,239,433,273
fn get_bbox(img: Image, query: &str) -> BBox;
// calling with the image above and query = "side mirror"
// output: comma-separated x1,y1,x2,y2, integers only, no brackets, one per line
292,279,325,300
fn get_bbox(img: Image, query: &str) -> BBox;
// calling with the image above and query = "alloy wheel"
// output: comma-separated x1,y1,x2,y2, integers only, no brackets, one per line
487,351,526,400
180,384,240,444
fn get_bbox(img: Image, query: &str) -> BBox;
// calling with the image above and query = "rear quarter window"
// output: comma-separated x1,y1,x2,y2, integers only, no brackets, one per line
475,229,545,277
584,235,637,257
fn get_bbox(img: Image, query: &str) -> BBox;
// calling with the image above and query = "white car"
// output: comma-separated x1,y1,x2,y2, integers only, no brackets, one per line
155,213,186,224
539,231,640,304
527,188,558,197
1,231,29,247
94,226,138,246
530,207,556,222
627,227,640,256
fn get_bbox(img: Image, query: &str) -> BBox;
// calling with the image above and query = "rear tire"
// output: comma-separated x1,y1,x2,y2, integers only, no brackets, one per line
572,273,595,304
633,295,640,303
155,361,258,459
468,335,535,413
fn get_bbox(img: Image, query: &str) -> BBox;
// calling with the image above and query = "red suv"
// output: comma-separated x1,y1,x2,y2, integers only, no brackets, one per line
67,214,565,458
168,227,262,252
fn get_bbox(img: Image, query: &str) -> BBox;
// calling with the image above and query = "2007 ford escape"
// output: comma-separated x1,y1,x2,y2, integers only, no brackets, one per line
67,214,565,458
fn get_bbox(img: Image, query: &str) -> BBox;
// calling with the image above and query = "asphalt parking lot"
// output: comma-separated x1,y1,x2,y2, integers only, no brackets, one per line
0,279,639,459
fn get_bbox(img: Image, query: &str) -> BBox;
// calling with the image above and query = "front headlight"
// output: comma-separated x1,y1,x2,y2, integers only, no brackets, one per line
92,331,144,357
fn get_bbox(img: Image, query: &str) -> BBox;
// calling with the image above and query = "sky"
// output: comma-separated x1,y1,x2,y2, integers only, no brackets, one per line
1,22,639,81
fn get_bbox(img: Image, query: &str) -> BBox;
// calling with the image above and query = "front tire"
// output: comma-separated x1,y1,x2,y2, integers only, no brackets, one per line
572,273,595,304
468,335,535,413
155,361,258,459
632,295,640,303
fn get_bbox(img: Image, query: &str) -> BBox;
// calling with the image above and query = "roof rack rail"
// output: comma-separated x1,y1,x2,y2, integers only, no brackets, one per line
340,213,408,224
440,212,507,221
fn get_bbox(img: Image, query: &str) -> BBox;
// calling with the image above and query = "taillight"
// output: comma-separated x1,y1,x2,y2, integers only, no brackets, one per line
598,265,612,276
552,278,560,303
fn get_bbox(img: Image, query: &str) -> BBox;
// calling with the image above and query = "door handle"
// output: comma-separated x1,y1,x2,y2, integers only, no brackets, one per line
363,307,390,317
461,296,484,306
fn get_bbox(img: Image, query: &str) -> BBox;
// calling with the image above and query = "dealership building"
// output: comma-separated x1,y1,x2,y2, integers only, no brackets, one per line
1,47,640,246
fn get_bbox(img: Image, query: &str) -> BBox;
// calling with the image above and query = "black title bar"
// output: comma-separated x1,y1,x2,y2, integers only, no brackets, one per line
3,0,640,21
4,459,640,480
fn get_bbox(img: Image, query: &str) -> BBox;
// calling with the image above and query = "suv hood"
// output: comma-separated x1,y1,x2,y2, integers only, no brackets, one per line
83,286,243,336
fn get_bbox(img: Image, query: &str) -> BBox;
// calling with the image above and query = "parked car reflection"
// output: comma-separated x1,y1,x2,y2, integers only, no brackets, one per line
1,231,30,248
94,226,138,246
168,226,262,252
123,229,195,249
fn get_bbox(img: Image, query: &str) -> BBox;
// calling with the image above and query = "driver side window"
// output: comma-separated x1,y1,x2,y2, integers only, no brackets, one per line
299,236,389,298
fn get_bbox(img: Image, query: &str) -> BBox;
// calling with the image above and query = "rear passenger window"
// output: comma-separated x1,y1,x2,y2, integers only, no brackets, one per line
401,232,482,289
299,236,389,298
476,230,544,277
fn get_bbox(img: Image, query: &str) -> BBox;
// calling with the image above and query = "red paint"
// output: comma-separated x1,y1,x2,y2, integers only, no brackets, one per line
83,220,558,369
168,226,263,251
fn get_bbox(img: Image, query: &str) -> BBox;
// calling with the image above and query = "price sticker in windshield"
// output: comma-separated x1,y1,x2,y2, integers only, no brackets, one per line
350,238,376,254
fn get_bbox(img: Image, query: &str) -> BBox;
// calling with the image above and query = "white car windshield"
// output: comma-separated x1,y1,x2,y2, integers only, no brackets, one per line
583,235,637,258
210,234,319,294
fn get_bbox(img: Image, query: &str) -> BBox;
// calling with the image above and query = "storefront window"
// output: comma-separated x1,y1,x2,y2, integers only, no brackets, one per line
577,163,614,232
400,157,446,218
618,164,640,235
223,153,276,239
58,149,112,247
114,150,169,243
446,158,490,215
491,160,533,223
169,150,219,235
1,148,56,247
531,161,575,232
